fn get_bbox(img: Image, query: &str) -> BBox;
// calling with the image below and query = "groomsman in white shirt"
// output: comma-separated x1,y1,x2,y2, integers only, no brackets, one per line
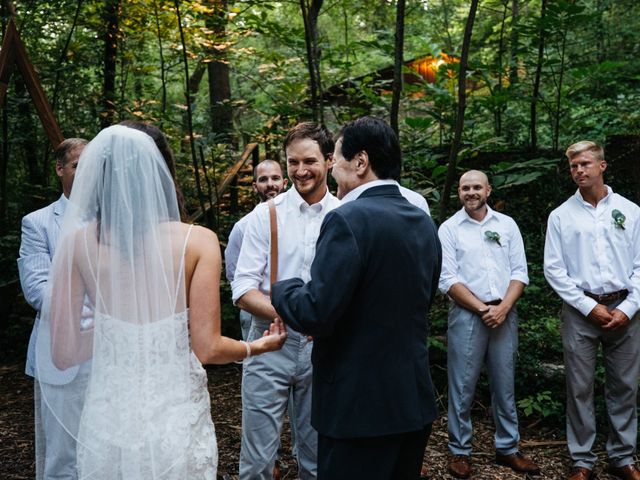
232,123,340,479
225,159,289,479
18,138,88,480
225,159,287,339
438,170,539,479
544,141,640,480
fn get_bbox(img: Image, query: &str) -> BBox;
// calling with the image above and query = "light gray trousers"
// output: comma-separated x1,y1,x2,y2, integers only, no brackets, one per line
239,309,252,341
239,316,317,480
561,301,640,469
35,369,89,480
239,309,298,458
447,303,520,456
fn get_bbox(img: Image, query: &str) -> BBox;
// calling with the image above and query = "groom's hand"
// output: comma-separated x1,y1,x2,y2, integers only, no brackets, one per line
259,317,287,351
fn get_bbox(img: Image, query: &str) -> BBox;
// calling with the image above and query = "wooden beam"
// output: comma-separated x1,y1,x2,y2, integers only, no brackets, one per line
188,143,258,224
217,143,258,195
0,19,16,107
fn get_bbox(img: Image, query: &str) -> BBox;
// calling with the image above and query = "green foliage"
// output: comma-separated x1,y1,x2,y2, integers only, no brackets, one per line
517,391,563,420
490,157,558,190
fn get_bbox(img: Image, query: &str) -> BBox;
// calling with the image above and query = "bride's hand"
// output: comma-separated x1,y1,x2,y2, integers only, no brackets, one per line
251,318,287,354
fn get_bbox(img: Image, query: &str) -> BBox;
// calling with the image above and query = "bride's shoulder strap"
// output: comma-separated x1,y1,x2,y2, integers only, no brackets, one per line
173,223,194,309
182,223,194,259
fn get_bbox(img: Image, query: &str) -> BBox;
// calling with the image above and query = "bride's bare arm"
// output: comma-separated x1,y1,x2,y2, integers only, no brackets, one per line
50,240,93,370
188,227,286,364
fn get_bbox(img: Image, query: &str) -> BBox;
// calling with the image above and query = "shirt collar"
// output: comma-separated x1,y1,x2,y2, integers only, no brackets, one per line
456,204,496,225
574,185,613,207
340,179,396,204
288,184,331,213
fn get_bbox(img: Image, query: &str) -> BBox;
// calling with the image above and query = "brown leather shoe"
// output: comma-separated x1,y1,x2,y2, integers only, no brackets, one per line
272,460,281,480
608,464,640,480
495,452,541,475
448,455,472,479
568,467,593,480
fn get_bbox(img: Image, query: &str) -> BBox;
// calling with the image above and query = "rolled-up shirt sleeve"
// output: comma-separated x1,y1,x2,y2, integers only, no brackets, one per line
543,212,597,316
231,205,269,304
438,222,459,294
508,220,529,285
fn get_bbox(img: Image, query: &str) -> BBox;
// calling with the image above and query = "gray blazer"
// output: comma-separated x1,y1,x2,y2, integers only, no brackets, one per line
18,195,79,385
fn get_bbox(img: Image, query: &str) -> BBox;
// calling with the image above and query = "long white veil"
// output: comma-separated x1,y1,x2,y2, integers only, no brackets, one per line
35,125,197,479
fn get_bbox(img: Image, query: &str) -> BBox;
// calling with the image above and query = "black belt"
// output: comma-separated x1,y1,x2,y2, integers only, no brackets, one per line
584,289,628,304
485,299,502,306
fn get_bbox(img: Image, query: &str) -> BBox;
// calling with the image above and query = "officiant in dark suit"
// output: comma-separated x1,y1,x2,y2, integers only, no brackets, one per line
272,116,441,479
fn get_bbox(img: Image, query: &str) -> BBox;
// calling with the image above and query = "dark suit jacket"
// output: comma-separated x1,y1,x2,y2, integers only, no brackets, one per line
272,184,442,439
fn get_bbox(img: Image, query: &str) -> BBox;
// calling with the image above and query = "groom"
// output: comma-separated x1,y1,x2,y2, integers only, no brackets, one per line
272,116,441,479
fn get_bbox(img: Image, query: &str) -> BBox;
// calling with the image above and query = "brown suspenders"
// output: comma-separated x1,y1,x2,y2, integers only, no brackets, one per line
268,199,278,296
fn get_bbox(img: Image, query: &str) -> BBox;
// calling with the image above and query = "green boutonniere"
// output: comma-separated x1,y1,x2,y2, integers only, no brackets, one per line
612,209,626,229
484,230,502,246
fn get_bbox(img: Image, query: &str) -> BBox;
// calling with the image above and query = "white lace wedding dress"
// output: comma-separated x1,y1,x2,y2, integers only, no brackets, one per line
75,311,218,479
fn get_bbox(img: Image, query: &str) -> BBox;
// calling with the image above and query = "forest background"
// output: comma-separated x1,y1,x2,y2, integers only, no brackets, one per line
1,0,639,432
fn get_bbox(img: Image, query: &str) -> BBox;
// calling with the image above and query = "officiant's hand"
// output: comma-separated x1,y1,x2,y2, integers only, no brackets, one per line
251,317,287,354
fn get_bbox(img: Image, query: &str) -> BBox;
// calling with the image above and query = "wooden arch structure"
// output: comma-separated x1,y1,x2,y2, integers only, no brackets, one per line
0,18,63,148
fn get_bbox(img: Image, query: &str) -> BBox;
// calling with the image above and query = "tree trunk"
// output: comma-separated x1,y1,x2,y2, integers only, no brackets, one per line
342,3,349,67
494,0,509,138
174,0,209,226
441,0,455,53
390,0,405,137
153,0,167,123
594,0,605,94
101,0,121,128
506,0,519,144
180,62,205,153
509,0,519,86
0,7,8,231
300,0,323,123
551,30,568,152
51,0,83,113
438,0,479,223
0,99,6,232
207,0,232,141
530,0,547,151
15,77,40,185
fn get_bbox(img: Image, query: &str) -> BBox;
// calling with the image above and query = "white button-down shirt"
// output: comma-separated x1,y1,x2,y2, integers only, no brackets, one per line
232,186,340,303
224,210,253,284
341,179,430,215
543,186,640,318
438,206,529,301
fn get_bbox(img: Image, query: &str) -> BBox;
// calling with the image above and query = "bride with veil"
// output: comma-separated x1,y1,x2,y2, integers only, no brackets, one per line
35,125,287,479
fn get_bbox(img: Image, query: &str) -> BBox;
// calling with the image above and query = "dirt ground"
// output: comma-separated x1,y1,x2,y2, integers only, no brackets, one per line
0,361,631,480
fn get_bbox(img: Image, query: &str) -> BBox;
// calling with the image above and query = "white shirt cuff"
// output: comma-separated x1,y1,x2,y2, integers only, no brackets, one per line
510,274,529,286
616,299,637,320
438,276,459,295
231,280,257,305
576,296,598,317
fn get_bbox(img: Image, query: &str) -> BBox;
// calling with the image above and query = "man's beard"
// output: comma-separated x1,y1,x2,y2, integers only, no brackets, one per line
258,189,279,201
465,197,486,211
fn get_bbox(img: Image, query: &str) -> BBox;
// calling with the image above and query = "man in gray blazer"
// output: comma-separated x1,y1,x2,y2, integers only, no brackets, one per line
18,137,87,480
